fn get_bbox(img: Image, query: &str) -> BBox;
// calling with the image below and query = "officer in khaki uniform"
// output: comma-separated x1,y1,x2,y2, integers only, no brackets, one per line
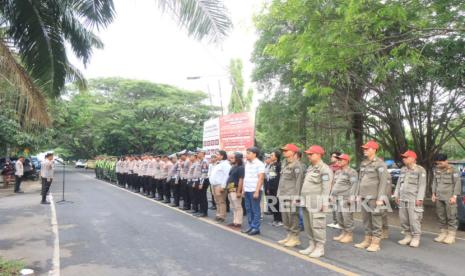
393,150,426,248
298,145,333,258
354,140,388,252
277,144,305,248
331,154,357,244
381,173,392,239
432,153,461,244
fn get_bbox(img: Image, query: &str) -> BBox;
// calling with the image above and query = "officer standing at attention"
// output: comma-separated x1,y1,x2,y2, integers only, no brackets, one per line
14,156,25,193
331,154,358,244
187,152,199,213
277,144,304,248
162,155,173,204
154,156,163,200
146,155,156,197
393,150,426,248
328,151,342,229
432,153,461,244
267,150,282,227
298,145,333,258
354,140,388,252
179,152,191,210
168,155,179,206
196,150,210,217
128,156,136,191
40,153,55,204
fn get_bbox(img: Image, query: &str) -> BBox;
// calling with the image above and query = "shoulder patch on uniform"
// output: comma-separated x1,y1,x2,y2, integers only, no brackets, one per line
454,173,459,177
350,176,357,182
322,174,329,181
294,168,300,174
378,167,385,172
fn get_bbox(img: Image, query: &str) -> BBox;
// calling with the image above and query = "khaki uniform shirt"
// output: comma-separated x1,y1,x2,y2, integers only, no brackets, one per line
433,165,461,201
277,159,304,197
331,167,358,198
355,157,388,200
394,164,427,202
301,160,333,209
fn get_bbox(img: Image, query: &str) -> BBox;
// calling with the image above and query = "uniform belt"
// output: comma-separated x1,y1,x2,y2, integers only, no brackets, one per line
192,178,199,181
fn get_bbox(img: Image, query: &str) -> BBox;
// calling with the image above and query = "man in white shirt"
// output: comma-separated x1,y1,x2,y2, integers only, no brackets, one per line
40,153,55,204
209,150,232,222
14,156,25,193
242,147,265,235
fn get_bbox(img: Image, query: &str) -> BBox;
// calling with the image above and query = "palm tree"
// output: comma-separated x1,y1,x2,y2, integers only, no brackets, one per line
0,0,232,127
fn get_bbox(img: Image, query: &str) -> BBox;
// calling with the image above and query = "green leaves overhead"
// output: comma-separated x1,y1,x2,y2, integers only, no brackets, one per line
1,0,115,97
157,0,233,43
51,78,218,159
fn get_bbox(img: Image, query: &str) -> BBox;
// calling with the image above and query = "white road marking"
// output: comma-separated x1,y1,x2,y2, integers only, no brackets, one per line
49,194,61,276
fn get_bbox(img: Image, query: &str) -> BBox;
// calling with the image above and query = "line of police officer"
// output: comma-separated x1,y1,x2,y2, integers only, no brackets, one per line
108,140,460,259
114,150,211,217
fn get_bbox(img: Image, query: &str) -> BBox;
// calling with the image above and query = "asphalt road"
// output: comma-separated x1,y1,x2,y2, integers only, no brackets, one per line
51,168,465,276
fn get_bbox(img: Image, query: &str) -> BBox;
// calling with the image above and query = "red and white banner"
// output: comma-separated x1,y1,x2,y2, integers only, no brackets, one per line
203,112,255,156
202,117,220,157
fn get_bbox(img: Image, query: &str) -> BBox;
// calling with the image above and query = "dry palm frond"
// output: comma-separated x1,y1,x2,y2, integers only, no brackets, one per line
0,39,50,127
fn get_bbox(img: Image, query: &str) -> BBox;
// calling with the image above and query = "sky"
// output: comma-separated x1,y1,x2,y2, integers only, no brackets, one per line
69,0,265,113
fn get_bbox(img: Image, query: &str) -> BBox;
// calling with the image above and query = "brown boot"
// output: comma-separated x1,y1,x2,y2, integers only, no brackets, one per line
284,234,301,247
278,233,291,245
354,236,372,249
409,236,420,248
366,237,381,252
398,234,412,245
381,228,389,239
333,231,345,241
434,229,448,243
340,232,353,243
309,242,325,258
443,230,456,244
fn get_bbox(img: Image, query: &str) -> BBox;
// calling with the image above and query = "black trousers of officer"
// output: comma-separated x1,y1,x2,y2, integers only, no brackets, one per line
133,175,138,191
164,179,172,202
181,179,191,209
14,175,22,192
198,179,210,215
123,173,128,187
266,187,281,222
189,180,198,212
151,178,158,197
171,179,181,206
156,179,164,199
41,177,53,201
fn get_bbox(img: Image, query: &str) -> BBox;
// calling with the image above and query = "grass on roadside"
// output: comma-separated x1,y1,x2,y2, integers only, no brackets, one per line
0,257,24,276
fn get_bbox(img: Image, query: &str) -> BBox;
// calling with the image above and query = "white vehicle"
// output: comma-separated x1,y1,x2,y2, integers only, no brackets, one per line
75,159,86,168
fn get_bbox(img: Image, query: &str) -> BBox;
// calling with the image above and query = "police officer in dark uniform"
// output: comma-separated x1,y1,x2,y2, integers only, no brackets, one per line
195,150,210,217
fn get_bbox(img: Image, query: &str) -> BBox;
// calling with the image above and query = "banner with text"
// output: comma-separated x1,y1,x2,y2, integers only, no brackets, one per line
203,112,255,156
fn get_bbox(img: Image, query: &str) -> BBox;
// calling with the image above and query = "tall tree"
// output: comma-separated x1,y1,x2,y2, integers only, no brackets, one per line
252,0,465,176
51,78,218,159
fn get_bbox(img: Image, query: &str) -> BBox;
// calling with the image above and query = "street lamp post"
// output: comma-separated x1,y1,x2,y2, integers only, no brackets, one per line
187,75,225,115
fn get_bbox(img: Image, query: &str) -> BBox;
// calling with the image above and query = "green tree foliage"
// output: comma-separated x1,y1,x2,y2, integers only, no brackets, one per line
228,58,253,113
253,0,465,171
50,78,218,159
